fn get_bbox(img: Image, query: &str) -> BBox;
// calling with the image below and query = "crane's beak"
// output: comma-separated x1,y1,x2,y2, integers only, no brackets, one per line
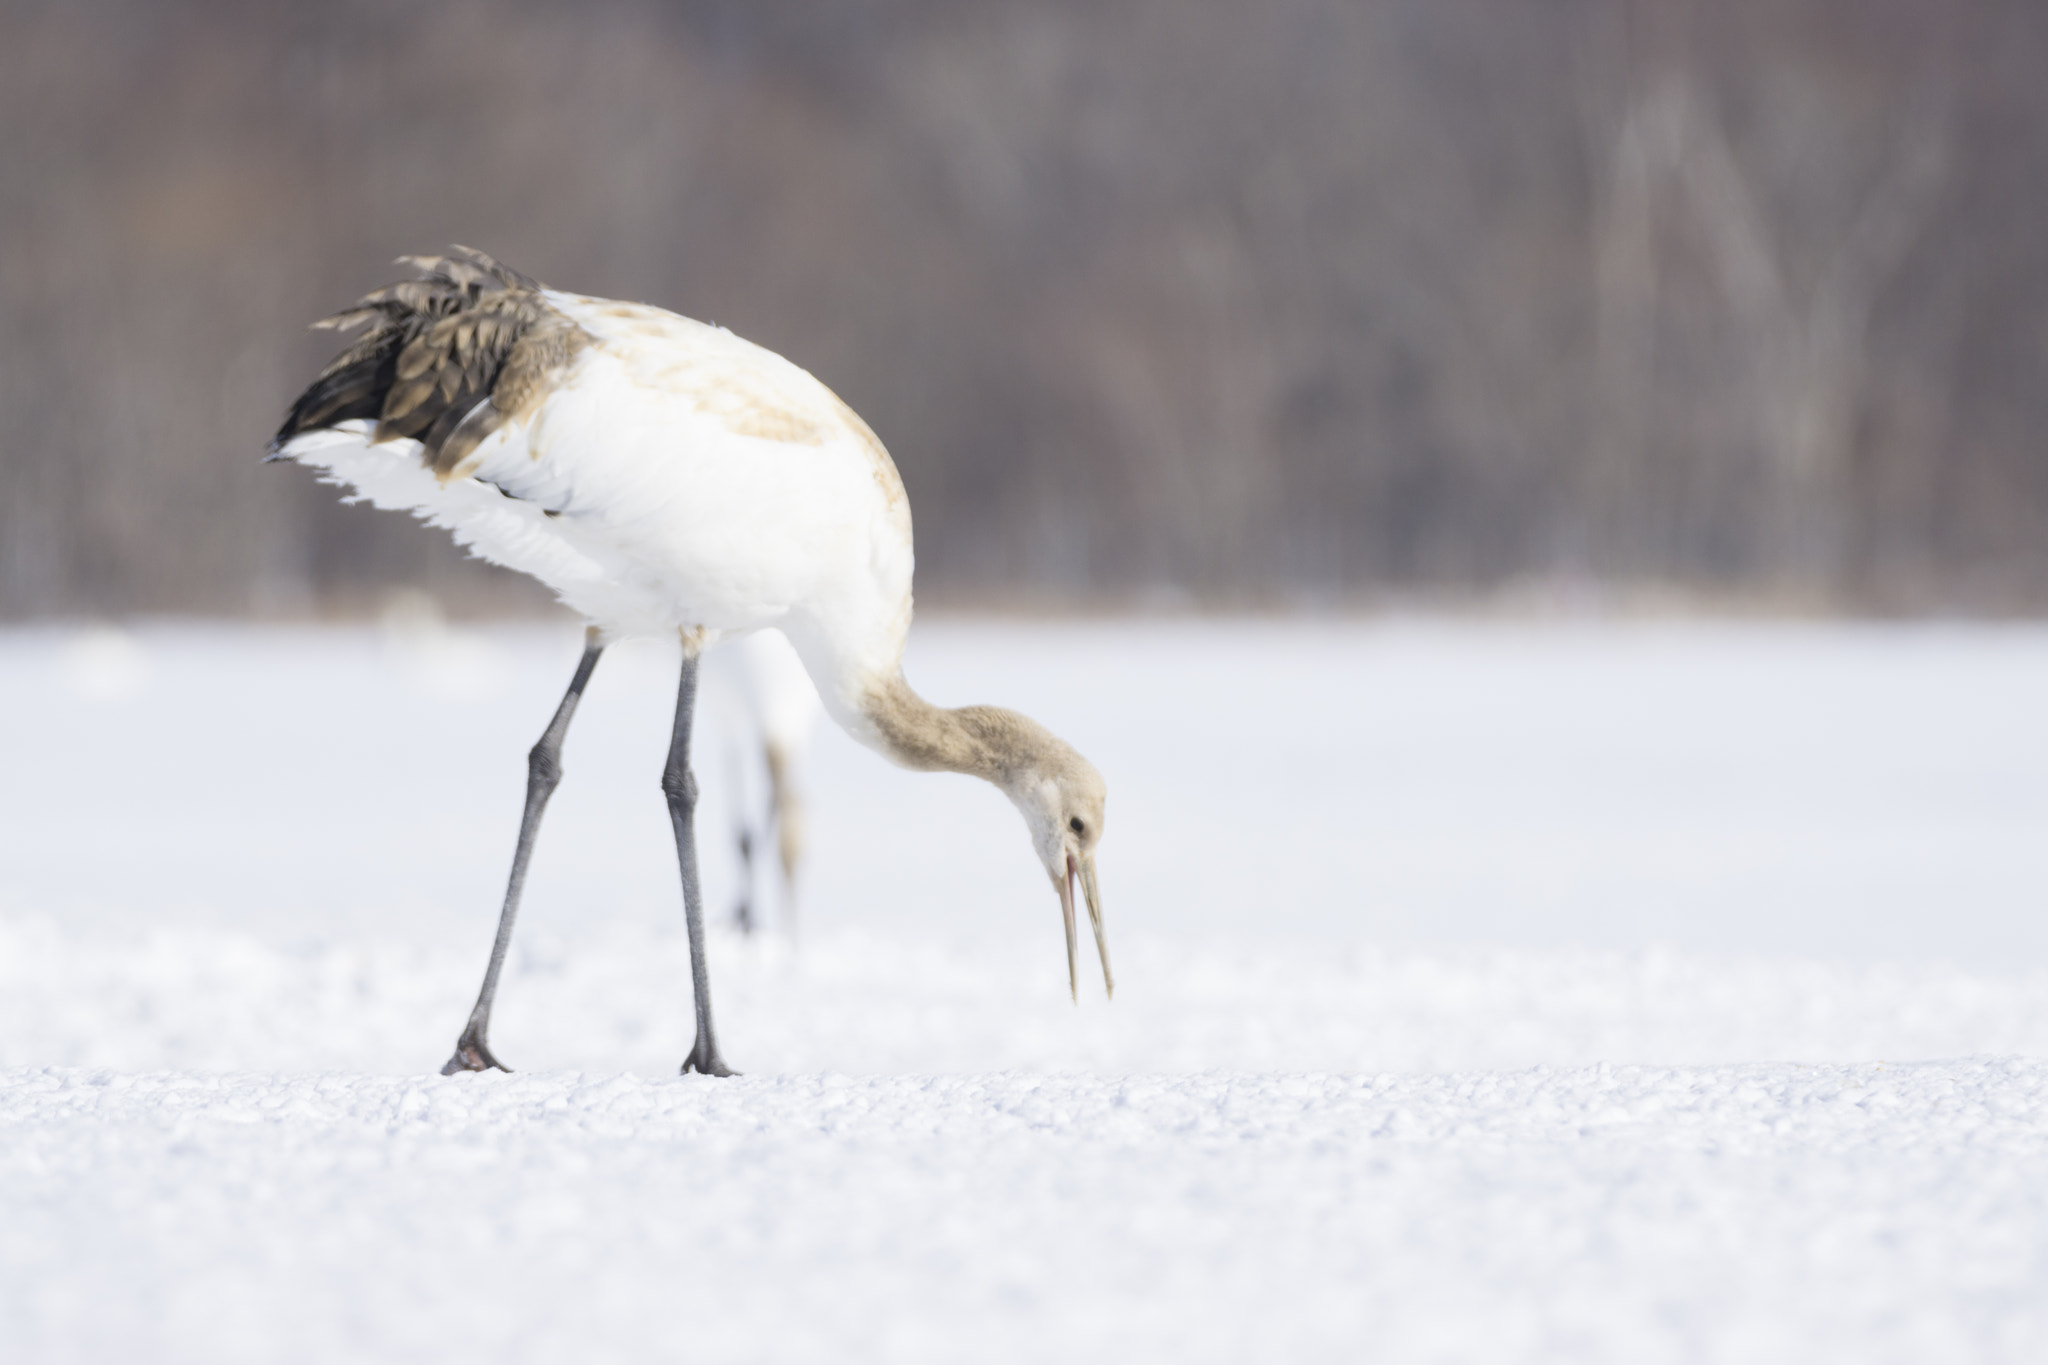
1058,850,1113,1002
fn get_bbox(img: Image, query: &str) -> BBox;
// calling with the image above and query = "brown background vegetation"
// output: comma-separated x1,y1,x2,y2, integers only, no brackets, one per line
3,0,2046,617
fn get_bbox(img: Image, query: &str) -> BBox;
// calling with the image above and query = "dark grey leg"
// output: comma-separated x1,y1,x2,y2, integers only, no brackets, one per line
664,650,736,1076
441,628,605,1074
731,820,758,935
729,748,758,935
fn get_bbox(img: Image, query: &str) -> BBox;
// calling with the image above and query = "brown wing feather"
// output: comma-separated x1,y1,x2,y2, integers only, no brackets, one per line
270,247,589,477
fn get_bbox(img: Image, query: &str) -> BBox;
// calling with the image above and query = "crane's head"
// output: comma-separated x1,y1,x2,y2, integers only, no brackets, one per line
866,683,1113,1001
1002,737,1111,1001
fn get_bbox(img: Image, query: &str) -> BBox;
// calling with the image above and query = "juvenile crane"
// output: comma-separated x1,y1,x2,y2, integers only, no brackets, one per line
269,249,1111,1077
720,629,823,935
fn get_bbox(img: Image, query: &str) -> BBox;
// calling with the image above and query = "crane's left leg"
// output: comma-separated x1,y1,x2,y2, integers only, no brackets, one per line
664,648,736,1076
442,628,605,1074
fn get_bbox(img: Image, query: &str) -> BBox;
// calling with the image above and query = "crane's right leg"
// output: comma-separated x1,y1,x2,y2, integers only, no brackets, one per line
665,650,736,1076
442,628,605,1074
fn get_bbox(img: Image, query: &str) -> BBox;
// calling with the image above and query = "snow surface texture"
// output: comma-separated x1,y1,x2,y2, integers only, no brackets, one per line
5,618,2048,1362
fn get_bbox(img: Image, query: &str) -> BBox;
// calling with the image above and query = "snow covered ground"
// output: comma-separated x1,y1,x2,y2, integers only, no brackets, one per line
4,616,2048,1362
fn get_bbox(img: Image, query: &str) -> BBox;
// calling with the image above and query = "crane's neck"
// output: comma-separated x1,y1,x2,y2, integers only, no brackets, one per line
774,613,1075,792
859,671,1054,790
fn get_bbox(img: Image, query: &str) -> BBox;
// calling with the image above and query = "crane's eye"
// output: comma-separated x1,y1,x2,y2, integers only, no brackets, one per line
1069,817,1086,834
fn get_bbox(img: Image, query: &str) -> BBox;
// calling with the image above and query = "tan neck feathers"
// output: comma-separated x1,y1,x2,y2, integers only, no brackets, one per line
862,673,1064,787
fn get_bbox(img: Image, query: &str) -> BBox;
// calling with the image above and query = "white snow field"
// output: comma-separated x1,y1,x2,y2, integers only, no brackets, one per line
5,616,2048,1362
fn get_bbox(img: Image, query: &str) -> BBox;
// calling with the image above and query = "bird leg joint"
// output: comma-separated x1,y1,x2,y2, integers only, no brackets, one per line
660,763,698,811
526,741,563,794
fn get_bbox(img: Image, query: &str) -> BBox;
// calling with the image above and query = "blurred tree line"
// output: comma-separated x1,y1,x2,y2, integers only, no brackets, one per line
2,0,2045,616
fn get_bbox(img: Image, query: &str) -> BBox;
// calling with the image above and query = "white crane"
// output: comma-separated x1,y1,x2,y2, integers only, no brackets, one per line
716,629,821,936
269,248,1110,1076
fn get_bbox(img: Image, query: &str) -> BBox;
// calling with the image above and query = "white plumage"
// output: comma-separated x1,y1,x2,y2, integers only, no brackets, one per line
286,292,915,739
272,249,1109,1077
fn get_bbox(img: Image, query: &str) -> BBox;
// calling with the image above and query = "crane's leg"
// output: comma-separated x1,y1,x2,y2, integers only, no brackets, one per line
731,819,758,935
441,628,605,1075
765,740,804,939
665,649,736,1076
728,747,759,935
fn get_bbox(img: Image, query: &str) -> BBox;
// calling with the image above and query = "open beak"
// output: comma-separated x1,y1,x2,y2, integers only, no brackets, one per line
1058,851,1113,1002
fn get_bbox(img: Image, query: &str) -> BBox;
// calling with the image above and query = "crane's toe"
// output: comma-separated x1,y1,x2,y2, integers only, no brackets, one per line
441,1033,511,1075
682,1038,738,1078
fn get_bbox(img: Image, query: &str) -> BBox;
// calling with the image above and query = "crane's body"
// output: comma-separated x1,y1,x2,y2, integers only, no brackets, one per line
283,286,912,742
271,249,1109,1077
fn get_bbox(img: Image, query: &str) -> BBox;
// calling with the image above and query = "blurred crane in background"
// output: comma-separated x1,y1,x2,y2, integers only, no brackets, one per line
715,629,822,938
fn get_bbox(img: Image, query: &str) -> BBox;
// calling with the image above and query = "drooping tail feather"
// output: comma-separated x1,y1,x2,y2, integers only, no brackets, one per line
268,247,587,476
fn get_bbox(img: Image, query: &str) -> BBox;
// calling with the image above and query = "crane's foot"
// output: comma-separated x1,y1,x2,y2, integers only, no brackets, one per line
441,1029,511,1075
682,1035,737,1078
